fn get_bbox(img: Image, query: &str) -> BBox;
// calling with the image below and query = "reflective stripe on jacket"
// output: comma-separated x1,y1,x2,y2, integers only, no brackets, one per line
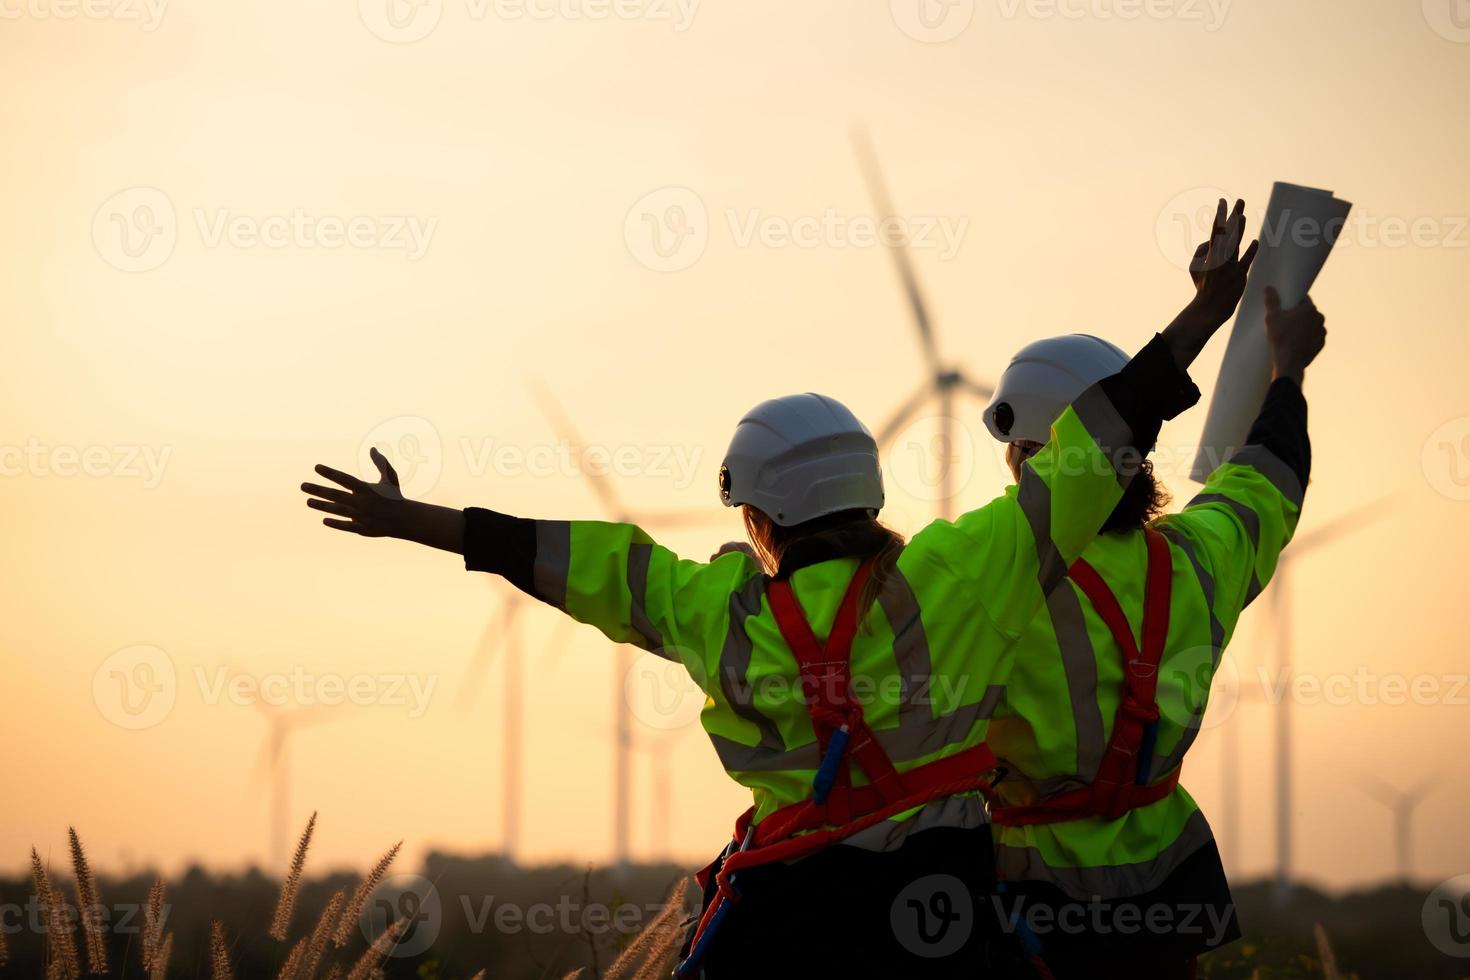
988,437,1306,898
527,387,1142,835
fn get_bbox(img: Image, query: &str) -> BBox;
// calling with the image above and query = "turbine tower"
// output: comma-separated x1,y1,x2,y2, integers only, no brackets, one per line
852,128,995,520
457,590,529,860
531,381,716,866
1262,498,1393,904
251,700,337,869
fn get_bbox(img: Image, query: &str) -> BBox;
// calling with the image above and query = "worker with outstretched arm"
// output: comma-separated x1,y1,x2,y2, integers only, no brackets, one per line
298,226,1253,975
978,202,1326,979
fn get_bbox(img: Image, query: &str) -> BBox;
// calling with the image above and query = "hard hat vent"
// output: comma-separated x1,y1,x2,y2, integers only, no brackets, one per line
994,402,1015,437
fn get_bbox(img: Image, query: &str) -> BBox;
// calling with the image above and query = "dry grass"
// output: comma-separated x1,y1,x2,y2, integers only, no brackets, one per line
15,825,487,980
148,932,173,980
271,812,318,942
344,918,404,980
333,841,402,949
603,877,690,980
31,846,80,980
67,828,108,975
12,828,683,980
142,878,167,973
209,920,235,980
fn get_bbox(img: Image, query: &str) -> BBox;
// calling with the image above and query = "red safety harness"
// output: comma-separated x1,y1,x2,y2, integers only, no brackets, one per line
684,560,998,960
990,527,1180,826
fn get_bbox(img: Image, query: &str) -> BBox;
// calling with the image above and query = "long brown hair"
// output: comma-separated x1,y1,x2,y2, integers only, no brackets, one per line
743,507,904,621
1006,443,1170,533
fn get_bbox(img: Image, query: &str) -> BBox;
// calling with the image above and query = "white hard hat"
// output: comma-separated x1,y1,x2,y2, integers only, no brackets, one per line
983,334,1129,445
719,393,884,527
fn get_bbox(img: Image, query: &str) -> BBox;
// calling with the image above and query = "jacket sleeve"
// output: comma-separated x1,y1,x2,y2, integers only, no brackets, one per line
907,334,1201,640
463,509,757,693
1158,377,1309,627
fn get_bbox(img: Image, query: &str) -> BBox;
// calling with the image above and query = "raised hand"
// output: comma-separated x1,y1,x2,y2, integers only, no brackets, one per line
302,447,411,538
1163,197,1260,371
1264,287,1327,385
1187,198,1261,328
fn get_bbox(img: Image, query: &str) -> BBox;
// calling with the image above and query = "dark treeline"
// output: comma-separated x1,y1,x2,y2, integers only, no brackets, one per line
0,858,1456,978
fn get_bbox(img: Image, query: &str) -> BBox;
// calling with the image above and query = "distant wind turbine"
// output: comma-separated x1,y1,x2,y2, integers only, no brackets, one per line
1259,496,1396,904
531,381,719,867
852,128,995,520
250,700,338,869
1361,774,1437,884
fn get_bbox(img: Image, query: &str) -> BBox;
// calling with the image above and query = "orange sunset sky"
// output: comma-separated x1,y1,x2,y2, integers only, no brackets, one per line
2,0,1468,892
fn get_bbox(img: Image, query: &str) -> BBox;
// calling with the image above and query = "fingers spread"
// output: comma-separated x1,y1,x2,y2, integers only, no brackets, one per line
314,464,365,491
307,498,358,518
1240,239,1260,274
300,482,350,503
322,518,363,534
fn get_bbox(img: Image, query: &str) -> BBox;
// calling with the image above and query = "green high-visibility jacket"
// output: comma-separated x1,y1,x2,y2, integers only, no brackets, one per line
513,385,1150,836
988,383,1309,900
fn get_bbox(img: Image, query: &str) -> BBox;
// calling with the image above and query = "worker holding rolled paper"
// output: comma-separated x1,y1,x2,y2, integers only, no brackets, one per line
980,199,1328,979
298,265,1244,973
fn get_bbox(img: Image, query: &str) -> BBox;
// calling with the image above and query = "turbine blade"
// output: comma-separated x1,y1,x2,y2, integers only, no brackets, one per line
457,621,504,710
630,507,725,529
1291,495,1398,554
956,372,995,402
874,380,937,451
538,615,579,672
1358,773,1399,809
530,379,627,519
851,126,941,374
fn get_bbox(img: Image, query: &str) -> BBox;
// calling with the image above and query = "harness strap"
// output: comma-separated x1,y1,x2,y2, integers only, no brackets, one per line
991,527,1179,826
679,558,1000,975
766,561,907,810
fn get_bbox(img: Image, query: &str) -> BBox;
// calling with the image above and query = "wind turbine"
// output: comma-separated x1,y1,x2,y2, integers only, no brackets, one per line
632,725,696,860
852,128,995,520
1361,774,1437,884
250,700,338,869
458,588,578,862
1259,497,1395,905
531,381,720,866
457,590,527,861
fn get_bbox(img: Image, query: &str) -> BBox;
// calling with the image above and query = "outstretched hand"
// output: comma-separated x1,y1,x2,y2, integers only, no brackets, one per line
302,447,411,538
1187,198,1261,328
1162,197,1260,371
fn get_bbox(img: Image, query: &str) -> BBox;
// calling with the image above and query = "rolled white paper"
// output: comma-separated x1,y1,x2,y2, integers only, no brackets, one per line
1189,182,1352,482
